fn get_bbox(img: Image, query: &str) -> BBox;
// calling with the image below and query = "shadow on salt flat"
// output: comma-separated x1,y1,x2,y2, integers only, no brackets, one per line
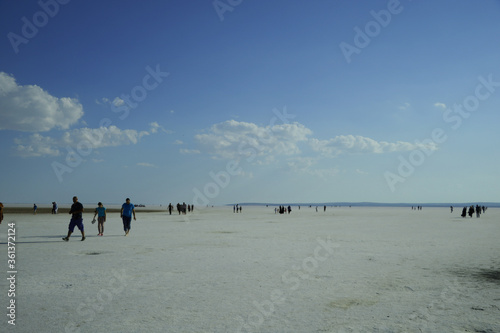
77,251,113,256
474,269,500,282
327,298,378,309
452,267,500,284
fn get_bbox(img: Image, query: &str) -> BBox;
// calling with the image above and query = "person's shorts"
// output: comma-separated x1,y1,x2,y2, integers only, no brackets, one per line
69,218,84,232
98,216,105,223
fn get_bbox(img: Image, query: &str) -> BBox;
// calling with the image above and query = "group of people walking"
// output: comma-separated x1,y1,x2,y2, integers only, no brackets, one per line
62,196,137,241
233,204,242,213
460,205,486,218
29,202,59,214
167,203,193,215
276,205,292,214
30,202,58,214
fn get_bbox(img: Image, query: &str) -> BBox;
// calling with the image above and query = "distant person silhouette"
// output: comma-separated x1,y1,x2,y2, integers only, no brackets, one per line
468,205,474,218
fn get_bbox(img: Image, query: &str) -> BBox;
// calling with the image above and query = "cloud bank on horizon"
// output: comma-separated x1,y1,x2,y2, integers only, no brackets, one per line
195,119,437,162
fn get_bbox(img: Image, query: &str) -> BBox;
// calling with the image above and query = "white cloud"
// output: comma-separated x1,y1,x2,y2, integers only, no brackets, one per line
180,149,200,154
149,122,160,133
14,133,59,157
194,120,439,175
434,102,447,109
14,123,160,157
0,72,83,132
149,121,173,134
61,126,150,147
195,120,437,163
287,156,315,171
113,97,125,107
97,96,126,108
95,98,109,105
309,135,437,157
137,162,157,168
309,168,340,178
195,120,312,161
398,102,411,110
240,171,253,178
356,169,368,175
174,140,184,145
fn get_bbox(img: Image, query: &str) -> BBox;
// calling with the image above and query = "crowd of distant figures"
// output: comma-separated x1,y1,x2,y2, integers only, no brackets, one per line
271,205,334,214
5,202,492,220
233,204,242,213
275,205,292,214
167,202,194,215
459,204,486,218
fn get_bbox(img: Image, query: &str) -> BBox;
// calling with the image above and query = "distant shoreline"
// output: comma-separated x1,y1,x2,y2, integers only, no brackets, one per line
3,202,497,213
2,204,497,215
228,202,500,208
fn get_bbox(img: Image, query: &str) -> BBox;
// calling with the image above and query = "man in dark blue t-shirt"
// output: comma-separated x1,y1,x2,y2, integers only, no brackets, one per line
121,198,136,236
63,196,85,241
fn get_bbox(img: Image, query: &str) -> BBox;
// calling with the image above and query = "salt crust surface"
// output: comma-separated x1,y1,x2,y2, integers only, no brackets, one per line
0,206,499,333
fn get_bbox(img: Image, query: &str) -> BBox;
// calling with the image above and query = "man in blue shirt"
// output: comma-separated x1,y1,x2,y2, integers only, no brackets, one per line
63,196,85,241
121,198,136,236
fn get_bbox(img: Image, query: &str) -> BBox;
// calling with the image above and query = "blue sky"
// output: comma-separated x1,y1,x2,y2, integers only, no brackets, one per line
1,0,499,205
